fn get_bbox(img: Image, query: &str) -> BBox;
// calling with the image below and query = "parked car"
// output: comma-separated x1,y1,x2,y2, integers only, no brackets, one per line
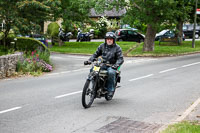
183,24,200,39
155,30,185,41
115,29,145,43
30,34,48,47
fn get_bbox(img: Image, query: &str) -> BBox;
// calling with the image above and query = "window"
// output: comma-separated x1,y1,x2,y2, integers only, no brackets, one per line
121,30,127,35
128,30,137,35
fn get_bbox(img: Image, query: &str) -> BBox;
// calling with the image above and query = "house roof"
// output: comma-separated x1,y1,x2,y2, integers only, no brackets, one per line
90,8,126,18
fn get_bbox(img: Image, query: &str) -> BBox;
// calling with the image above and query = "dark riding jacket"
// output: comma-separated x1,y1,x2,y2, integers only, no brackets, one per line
89,43,124,68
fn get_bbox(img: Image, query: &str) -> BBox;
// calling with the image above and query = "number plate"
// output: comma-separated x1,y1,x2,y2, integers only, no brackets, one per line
93,66,100,72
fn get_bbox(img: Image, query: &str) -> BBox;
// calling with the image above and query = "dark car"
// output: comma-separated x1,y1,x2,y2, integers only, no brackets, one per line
183,24,200,39
115,29,145,43
155,30,185,41
30,34,48,47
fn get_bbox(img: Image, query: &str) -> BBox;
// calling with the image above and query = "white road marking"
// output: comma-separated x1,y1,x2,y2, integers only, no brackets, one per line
129,74,154,82
72,68,89,72
181,62,200,68
67,56,88,59
60,71,71,74
55,91,82,99
0,107,22,114
125,59,158,64
47,68,90,76
50,56,65,60
51,56,88,60
159,68,177,73
47,73,59,76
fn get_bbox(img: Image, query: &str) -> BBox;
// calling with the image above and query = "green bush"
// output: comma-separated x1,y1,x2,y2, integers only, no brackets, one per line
16,37,49,53
94,29,100,39
47,22,59,37
0,32,4,40
96,21,107,38
0,32,16,47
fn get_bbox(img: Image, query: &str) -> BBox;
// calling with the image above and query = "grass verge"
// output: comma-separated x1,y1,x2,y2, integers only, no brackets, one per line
49,41,200,57
129,41,200,57
162,121,200,133
49,41,137,55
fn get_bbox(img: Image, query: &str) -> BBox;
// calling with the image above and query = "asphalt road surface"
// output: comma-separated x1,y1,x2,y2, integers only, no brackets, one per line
0,53,200,133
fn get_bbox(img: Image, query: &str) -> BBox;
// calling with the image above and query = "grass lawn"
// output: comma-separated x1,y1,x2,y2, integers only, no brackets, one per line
162,121,200,133
129,41,200,57
49,41,200,57
49,41,137,55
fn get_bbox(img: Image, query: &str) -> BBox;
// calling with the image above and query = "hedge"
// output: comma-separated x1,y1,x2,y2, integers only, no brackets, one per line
16,37,49,53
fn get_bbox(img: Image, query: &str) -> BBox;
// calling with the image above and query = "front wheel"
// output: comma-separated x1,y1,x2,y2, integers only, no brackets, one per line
82,79,96,108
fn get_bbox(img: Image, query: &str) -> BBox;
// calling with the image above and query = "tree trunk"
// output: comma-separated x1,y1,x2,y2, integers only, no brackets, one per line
143,24,157,52
3,30,9,48
176,21,183,44
40,21,44,34
58,38,63,46
51,37,55,46
3,22,10,48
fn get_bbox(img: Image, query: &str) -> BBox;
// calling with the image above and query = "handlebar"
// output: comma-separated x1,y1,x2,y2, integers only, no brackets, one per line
84,61,92,65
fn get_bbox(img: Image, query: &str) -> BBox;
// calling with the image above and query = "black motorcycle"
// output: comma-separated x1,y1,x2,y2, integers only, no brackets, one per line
58,28,73,42
82,57,121,108
77,29,94,42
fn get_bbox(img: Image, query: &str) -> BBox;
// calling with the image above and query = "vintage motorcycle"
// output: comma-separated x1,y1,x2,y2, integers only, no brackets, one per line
82,57,121,108
58,28,73,42
77,29,94,42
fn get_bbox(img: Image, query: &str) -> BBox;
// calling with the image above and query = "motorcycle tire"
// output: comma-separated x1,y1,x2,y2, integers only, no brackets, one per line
82,79,96,108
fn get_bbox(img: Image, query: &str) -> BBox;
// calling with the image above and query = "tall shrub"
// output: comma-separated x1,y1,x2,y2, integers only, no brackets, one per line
47,22,60,45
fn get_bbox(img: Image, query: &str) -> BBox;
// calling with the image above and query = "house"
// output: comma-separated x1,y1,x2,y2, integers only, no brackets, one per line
89,8,126,27
43,8,126,33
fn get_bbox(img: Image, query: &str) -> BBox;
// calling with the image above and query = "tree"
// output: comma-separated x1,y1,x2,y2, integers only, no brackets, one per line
54,0,93,32
93,0,179,52
0,0,59,47
0,0,19,47
173,0,193,44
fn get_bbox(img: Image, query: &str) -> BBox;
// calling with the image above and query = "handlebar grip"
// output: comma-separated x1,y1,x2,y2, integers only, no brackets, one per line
84,61,91,65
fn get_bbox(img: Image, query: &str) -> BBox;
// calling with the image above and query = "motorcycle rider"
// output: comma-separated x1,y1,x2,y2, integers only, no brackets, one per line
85,32,124,97
77,28,82,42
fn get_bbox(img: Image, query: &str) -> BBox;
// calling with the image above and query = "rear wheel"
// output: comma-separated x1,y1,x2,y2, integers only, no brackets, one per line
82,79,96,108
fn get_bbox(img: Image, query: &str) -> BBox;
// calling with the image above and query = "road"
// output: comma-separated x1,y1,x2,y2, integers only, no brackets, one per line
0,53,200,133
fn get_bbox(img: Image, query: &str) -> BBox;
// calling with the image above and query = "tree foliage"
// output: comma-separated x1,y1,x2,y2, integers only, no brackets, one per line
0,0,61,46
54,0,93,32
93,0,196,51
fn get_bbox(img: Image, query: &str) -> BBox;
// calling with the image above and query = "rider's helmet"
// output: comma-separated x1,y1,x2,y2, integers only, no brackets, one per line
78,28,81,32
105,32,116,44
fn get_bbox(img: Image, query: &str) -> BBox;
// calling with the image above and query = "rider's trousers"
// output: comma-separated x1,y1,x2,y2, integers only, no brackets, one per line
106,67,116,92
